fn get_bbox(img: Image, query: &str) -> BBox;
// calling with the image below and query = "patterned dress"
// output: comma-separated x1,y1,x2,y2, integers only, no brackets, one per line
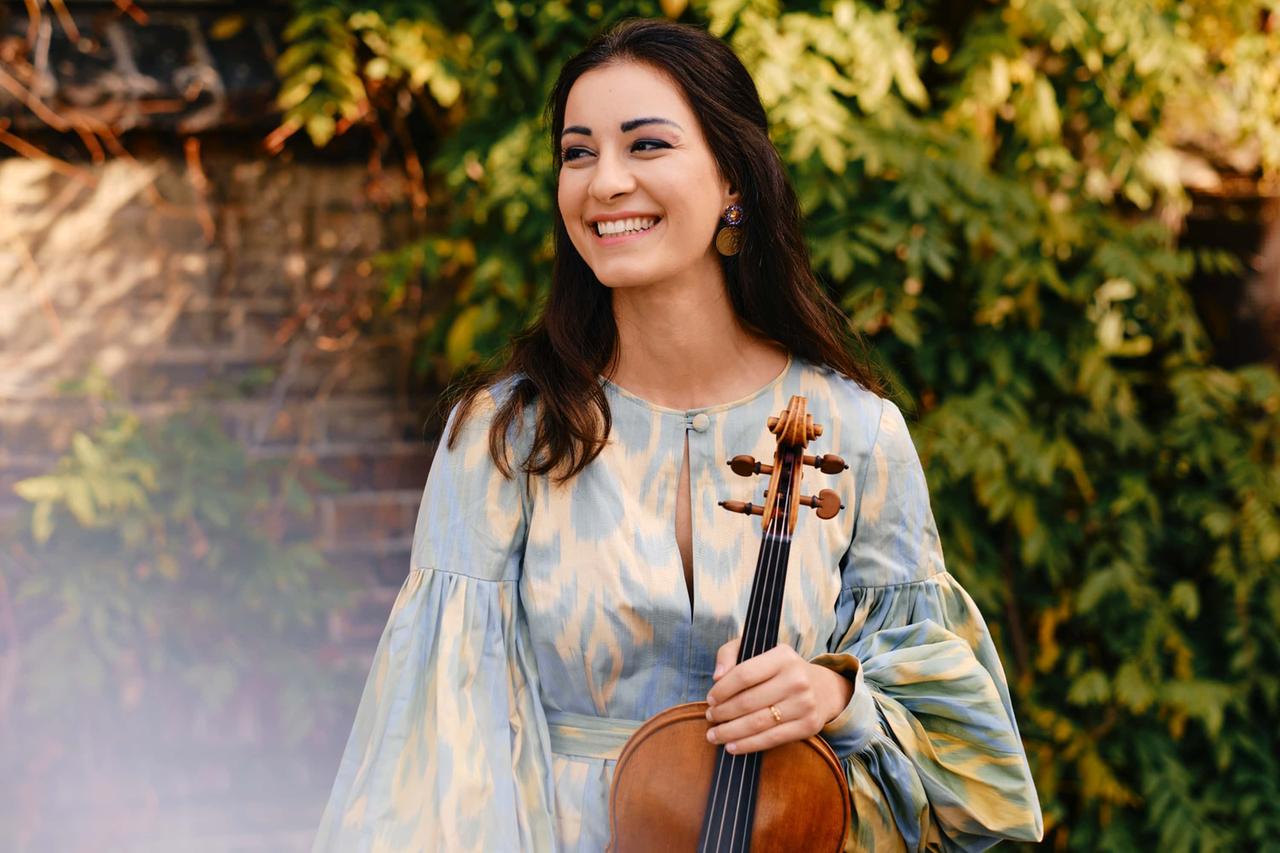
312,356,1044,852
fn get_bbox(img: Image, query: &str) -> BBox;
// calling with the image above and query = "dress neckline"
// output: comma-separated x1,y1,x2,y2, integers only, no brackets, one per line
602,353,795,417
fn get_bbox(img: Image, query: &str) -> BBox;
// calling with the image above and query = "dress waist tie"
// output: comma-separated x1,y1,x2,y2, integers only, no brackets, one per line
545,709,644,761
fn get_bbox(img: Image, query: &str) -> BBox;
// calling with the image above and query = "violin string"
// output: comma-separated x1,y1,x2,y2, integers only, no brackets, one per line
703,482,778,853
727,440,793,845
716,446,798,852
735,447,796,850
702,452,784,853
739,447,796,850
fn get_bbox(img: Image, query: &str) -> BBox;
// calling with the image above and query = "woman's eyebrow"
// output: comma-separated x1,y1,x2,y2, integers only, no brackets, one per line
560,117,684,138
621,116,683,133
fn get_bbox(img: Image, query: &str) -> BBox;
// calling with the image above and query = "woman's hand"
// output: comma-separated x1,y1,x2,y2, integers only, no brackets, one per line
704,637,854,755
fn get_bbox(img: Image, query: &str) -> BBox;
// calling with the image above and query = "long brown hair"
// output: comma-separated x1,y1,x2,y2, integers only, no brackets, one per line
449,18,880,479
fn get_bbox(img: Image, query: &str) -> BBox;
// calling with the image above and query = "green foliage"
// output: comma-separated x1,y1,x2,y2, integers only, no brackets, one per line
1,378,355,825
277,0,1280,847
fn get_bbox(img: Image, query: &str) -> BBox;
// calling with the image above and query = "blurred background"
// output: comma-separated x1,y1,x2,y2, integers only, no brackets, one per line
1,1,1278,850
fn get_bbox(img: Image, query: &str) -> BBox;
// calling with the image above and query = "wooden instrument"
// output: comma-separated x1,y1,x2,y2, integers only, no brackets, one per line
607,395,852,852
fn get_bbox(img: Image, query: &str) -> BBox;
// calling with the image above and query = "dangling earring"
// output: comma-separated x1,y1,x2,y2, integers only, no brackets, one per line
716,203,744,256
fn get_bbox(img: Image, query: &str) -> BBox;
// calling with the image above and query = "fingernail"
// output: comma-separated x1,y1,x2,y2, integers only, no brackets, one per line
713,663,725,678
726,742,738,753
705,707,713,721
706,729,716,744
706,693,716,707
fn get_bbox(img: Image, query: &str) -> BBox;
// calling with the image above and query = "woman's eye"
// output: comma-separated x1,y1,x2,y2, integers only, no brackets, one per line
560,140,670,163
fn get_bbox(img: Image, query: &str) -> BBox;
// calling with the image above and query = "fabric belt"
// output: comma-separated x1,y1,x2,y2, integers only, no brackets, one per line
546,709,645,760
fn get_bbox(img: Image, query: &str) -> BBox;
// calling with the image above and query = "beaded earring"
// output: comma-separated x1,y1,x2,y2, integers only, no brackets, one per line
715,203,744,256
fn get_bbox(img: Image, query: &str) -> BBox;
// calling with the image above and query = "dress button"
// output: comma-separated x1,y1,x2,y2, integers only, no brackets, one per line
690,413,711,433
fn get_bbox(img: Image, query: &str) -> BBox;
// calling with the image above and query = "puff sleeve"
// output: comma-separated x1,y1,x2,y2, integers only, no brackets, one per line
312,393,557,852
812,399,1044,851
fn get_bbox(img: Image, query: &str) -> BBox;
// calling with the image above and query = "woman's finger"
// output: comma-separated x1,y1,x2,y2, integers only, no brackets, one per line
706,651,782,707
707,678,821,741
721,719,813,756
706,699,789,746
706,643,799,706
712,637,740,680
705,672,797,726
707,699,815,755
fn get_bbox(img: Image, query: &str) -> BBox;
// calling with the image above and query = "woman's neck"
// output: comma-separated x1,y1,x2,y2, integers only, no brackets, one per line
606,262,788,411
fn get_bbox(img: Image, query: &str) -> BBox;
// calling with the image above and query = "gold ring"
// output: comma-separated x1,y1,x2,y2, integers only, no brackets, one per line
769,705,783,725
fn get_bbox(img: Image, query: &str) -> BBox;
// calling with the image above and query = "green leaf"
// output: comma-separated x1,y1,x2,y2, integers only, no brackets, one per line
64,479,96,525
71,432,106,469
1169,580,1200,620
31,501,54,543
305,112,337,147
1068,669,1111,705
13,475,64,503
445,304,482,369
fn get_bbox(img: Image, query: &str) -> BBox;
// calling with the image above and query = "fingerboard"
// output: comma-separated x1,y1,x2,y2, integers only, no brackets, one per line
697,449,797,852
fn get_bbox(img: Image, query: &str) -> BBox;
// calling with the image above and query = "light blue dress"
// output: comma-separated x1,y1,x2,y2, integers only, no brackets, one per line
313,356,1044,851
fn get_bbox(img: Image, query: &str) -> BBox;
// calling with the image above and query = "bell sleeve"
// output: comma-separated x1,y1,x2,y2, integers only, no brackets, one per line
810,398,1044,851
312,392,557,852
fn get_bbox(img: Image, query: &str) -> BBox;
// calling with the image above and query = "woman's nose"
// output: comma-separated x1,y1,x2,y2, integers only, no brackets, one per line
588,149,637,200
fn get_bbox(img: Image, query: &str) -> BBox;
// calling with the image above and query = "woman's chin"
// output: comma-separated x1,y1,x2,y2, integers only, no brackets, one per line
593,265,669,290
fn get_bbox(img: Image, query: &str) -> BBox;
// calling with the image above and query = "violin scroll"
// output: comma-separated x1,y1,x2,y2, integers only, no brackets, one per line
719,395,848,531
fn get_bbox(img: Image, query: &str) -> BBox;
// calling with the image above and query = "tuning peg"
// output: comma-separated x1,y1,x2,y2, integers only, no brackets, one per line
728,455,773,477
802,453,848,475
719,500,764,517
799,489,843,520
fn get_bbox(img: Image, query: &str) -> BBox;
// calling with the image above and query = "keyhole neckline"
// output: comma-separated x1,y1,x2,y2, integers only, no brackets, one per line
600,353,794,417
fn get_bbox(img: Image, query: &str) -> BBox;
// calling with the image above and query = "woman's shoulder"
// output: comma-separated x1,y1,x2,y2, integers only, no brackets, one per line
449,374,532,417
442,375,539,453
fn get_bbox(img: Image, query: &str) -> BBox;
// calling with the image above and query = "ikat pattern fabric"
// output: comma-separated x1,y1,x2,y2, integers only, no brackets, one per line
312,357,1044,852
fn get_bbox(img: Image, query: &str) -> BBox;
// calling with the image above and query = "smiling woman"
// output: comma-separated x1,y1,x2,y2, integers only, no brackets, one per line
312,18,1044,853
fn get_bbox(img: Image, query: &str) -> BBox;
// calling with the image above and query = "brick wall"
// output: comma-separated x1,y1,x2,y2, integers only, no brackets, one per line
0,145,438,848
0,148,434,582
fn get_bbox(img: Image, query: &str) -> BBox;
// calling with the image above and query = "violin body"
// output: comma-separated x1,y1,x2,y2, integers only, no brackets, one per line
607,702,849,852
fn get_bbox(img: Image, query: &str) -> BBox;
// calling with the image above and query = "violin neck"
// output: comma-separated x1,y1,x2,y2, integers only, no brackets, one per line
737,448,797,664
697,450,798,852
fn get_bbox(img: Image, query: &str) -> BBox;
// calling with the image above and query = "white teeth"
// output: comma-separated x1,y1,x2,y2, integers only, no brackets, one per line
594,216,658,236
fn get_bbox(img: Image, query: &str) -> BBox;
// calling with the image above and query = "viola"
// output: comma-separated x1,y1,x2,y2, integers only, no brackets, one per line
607,395,852,852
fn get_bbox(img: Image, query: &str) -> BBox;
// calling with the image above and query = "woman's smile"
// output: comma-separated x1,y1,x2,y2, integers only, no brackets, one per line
593,216,664,245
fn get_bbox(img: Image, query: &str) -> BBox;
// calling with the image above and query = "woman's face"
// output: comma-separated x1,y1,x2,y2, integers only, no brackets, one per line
557,60,737,290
